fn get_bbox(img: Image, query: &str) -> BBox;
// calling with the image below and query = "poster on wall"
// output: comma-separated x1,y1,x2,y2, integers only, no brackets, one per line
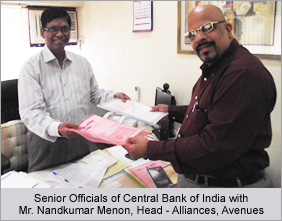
177,1,280,59
185,1,276,45
133,1,153,32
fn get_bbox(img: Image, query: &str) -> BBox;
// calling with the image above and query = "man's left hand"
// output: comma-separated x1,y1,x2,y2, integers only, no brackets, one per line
115,93,131,102
123,136,148,159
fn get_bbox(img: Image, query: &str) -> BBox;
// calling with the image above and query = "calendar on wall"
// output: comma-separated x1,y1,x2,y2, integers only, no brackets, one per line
133,1,153,32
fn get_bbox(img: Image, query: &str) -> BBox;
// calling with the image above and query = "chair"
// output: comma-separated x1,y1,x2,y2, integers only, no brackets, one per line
1,154,10,175
1,79,20,124
1,79,28,174
154,83,176,140
1,120,29,174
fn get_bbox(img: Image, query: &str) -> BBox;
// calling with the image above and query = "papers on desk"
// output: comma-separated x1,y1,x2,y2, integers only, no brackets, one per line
98,99,168,126
3,149,177,188
1,171,51,188
125,160,169,188
80,149,129,180
99,149,131,180
80,150,117,167
44,149,128,188
60,114,150,145
45,152,112,188
105,145,148,167
45,163,108,188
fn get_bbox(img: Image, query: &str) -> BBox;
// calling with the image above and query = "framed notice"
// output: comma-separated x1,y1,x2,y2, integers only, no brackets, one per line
133,1,153,32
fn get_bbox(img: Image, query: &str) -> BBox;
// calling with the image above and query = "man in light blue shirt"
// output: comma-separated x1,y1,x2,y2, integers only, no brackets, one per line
18,7,130,172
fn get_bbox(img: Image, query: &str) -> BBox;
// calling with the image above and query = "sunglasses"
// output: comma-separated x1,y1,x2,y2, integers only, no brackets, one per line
184,20,226,41
44,26,70,34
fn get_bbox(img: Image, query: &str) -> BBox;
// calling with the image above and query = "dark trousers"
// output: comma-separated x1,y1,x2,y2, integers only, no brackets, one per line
28,133,90,172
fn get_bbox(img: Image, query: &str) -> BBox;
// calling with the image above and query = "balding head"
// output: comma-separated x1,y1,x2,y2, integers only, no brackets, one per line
187,5,225,30
186,4,233,65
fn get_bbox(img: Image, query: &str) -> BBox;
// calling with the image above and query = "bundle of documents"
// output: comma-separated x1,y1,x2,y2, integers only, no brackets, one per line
124,160,174,188
98,99,168,126
43,150,130,188
104,145,148,167
45,163,108,188
1,171,51,188
98,149,131,179
83,149,130,180
59,114,150,145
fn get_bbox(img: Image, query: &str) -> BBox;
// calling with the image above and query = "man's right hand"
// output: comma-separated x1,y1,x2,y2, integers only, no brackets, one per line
150,104,169,113
58,122,80,139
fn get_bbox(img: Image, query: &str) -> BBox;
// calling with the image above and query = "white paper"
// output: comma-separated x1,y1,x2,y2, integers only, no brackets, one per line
98,99,168,126
1,171,38,188
80,151,117,168
19,172,51,188
105,145,148,166
45,163,108,188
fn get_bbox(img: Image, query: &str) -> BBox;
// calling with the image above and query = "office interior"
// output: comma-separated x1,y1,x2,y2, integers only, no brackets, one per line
1,1,281,187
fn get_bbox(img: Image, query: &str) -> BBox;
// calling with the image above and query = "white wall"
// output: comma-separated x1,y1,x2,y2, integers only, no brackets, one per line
77,1,281,187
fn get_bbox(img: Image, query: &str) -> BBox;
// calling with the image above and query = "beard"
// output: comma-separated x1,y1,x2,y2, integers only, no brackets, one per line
196,40,219,64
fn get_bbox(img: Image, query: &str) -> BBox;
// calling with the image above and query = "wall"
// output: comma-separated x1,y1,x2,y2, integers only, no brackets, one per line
77,1,281,187
0,1,82,81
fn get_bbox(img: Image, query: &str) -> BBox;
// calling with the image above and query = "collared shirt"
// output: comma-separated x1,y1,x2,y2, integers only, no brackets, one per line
18,46,115,142
147,39,276,178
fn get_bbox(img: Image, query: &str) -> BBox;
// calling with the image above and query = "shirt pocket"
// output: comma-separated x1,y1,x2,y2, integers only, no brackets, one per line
190,106,209,134
75,81,90,104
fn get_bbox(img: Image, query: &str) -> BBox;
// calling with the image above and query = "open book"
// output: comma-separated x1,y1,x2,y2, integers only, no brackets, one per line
98,99,168,126
60,114,150,146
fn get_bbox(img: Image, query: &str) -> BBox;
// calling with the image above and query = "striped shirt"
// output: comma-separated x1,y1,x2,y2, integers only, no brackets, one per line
18,46,115,142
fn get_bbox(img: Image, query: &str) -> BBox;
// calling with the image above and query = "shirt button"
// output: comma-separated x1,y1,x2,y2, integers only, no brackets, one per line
204,77,207,81
195,96,198,100
186,115,188,118
172,117,176,120
177,134,181,138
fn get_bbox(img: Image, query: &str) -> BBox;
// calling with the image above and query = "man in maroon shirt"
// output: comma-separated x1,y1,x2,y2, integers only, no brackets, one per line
124,5,276,187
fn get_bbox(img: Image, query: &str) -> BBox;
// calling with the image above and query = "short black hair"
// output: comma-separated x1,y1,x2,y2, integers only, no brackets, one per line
41,7,71,29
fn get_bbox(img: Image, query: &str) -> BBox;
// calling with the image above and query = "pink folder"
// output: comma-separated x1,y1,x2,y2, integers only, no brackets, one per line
59,114,150,146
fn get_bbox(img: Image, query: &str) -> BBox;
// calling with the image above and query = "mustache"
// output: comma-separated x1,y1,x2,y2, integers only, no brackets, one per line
196,40,215,53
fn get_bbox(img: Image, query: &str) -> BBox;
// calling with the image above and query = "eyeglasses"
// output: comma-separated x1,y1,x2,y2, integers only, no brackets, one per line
44,26,70,34
184,20,226,41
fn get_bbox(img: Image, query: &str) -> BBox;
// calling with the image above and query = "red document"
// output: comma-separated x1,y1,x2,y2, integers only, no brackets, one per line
60,114,150,145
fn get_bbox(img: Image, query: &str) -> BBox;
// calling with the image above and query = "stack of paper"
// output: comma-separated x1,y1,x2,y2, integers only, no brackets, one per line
98,99,168,126
104,146,178,188
45,163,108,188
105,145,148,167
80,150,118,167
98,149,131,179
81,149,130,180
43,150,129,188
1,171,51,188
60,114,150,145
124,160,169,188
